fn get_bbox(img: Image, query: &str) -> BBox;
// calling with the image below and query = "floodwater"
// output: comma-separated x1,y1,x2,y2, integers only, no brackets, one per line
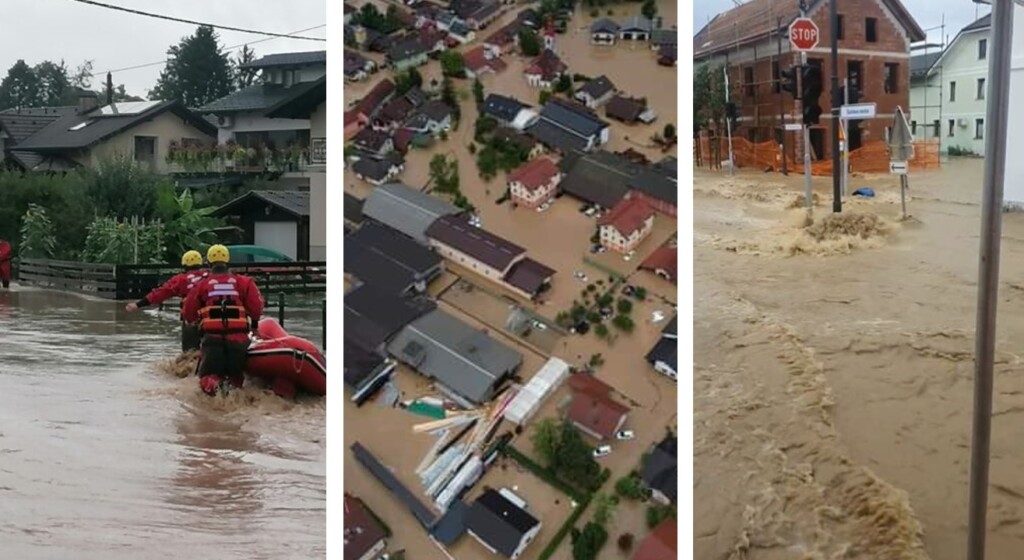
694,158,1024,559
0,289,325,559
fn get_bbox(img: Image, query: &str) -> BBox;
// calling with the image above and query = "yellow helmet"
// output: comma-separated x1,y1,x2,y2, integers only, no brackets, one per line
207,244,230,264
181,250,203,267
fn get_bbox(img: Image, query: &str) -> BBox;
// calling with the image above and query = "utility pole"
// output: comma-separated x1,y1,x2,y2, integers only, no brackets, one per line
967,2,1015,559
724,67,735,176
830,0,841,212
799,7,811,209
777,16,788,175
842,78,849,197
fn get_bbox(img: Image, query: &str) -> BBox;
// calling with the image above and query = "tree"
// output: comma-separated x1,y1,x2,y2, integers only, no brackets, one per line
19,205,56,258
633,286,648,300
646,504,675,528
641,0,658,20
477,145,499,179
694,64,728,131
429,154,460,194
396,68,423,95
617,533,635,552
539,89,552,105
34,61,71,107
664,123,676,139
150,26,235,107
473,78,484,107
519,30,542,57
555,74,572,94
71,60,94,90
234,45,259,89
111,84,145,103
595,323,610,339
0,60,41,109
441,76,461,122
615,473,647,500
441,51,466,78
592,493,618,526
612,314,635,333
616,298,633,315
84,156,167,220
597,293,614,308
572,522,609,560
154,188,226,261
531,418,561,466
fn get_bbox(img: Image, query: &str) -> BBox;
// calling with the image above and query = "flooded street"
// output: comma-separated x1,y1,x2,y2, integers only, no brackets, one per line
0,289,325,559
694,158,1024,559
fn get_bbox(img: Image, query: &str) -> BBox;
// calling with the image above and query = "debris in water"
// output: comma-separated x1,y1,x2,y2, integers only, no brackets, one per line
804,213,889,242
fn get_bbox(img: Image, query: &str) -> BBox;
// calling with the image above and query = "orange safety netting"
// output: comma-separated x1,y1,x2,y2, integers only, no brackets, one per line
694,136,941,175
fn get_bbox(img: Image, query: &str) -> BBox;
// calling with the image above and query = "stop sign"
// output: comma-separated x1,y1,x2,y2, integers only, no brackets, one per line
789,18,820,51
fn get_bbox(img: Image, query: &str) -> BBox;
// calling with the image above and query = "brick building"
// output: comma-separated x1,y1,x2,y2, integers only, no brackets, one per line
694,0,925,161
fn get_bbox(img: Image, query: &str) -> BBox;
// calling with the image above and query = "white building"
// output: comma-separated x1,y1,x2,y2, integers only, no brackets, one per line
1004,6,1024,207
910,15,990,155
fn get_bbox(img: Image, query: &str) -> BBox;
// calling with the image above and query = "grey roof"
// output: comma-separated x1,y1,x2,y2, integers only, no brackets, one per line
239,50,326,69
362,182,460,243
345,284,436,351
350,442,437,530
389,37,429,62
0,106,76,144
606,95,646,122
407,100,453,129
200,79,323,114
352,153,404,182
431,500,470,545
14,101,216,151
353,127,392,152
482,94,529,123
527,119,589,153
465,489,540,558
963,13,991,33
387,308,522,403
425,214,525,271
620,15,653,33
345,50,373,76
590,18,620,34
216,190,310,217
578,75,616,100
345,221,441,295
641,434,678,503
345,193,365,226
450,21,472,37
628,166,677,206
344,340,387,390
650,28,677,46
559,150,677,209
910,52,941,78
538,99,609,138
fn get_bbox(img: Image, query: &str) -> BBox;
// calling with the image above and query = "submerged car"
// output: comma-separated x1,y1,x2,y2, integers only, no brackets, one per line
615,430,635,440
592,445,612,458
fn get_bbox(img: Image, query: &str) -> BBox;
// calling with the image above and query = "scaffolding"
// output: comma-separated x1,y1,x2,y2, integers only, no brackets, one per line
909,17,947,152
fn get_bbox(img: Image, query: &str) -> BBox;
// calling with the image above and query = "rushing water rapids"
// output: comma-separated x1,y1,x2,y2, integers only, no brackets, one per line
0,289,325,559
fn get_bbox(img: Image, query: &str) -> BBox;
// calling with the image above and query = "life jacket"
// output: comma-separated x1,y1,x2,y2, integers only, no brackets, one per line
196,275,250,334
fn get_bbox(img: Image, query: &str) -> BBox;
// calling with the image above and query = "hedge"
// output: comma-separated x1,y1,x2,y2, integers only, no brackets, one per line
501,444,586,503
538,494,592,560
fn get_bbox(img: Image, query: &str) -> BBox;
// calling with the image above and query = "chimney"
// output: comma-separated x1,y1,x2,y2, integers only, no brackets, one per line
106,73,114,105
78,90,99,115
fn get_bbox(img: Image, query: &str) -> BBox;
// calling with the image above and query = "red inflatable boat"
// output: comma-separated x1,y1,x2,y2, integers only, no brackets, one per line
246,318,327,396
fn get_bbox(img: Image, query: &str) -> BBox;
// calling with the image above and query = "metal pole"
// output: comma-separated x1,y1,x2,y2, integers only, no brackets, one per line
801,52,812,208
967,1,1015,558
830,0,841,213
778,16,788,175
843,78,850,198
322,299,327,350
900,174,907,219
724,67,735,175
278,292,285,327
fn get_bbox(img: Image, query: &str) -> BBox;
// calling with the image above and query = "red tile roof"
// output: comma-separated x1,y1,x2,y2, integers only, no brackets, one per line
566,374,628,440
344,493,387,559
463,46,507,74
525,49,566,81
507,157,559,193
598,198,654,237
640,245,676,283
353,79,396,119
632,519,677,560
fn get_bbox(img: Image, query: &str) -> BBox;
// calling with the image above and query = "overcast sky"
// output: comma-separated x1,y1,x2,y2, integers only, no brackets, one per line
693,0,991,46
0,0,325,98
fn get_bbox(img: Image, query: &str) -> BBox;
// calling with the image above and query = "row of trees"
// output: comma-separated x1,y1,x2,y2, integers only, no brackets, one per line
0,26,261,112
694,63,729,134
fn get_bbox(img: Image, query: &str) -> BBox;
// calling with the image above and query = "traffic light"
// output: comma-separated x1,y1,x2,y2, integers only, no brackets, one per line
780,65,799,97
725,102,739,130
801,65,823,125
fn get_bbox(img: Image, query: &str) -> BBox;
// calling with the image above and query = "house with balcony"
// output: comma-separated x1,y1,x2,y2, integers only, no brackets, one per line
508,157,560,209
198,50,326,175
597,197,655,253
0,92,216,173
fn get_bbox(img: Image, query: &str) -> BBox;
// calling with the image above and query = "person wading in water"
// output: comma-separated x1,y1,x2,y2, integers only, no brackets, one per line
0,239,11,289
125,250,209,352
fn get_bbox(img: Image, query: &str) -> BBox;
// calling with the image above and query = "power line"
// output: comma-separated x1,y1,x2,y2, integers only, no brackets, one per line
68,0,326,41
101,24,326,75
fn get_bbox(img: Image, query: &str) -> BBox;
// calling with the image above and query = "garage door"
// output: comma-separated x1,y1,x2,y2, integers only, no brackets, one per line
254,221,298,260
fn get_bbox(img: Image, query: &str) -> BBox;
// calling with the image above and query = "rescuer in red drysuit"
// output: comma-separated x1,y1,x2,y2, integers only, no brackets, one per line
182,244,264,396
126,250,208,352
0,239,11,289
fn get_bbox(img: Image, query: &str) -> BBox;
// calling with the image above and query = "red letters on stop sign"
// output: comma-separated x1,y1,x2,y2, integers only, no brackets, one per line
789,18,820,51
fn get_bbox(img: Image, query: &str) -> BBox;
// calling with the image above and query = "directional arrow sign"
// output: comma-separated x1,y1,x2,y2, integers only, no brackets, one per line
890,161,908,175
840,103,877,120
889,106,915,162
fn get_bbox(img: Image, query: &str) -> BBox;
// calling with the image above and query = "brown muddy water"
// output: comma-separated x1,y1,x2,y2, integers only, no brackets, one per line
0,289,325,559
694,158,1024,559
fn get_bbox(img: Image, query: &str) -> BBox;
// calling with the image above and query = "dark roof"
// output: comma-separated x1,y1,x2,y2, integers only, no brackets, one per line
645,336,676,372
362,182,460,243
538,99,608,138
349,79,397,120
578,75,616,100
620,15,652,32
465,489,540,558
628,166,678,206
606,95,646,122
0,106,76,144
15,101,216,152
265,76,326,119
411,100,453,123
387,308,522,403
560,151,630,208
353,127,392,151
350,442,437,530
240,50,326,69
527,119,588,153
492,127,538,151
344,284,437,351
910,52,941,79
345,222,441,295
590,18,620,34
380,95,416,123
650,28,677,46
504,258,555,295
352,153,404,182
344,494,388,559
426,214,525,271
215,189,309,218
344,193,366,226
345,50,373,76
663,316,677,337
389,37,430,61
483,94,529,123
431,500,470,545
642,434,678,503
525,49,566,81
963,13,992,33
200,79,324,114
694,0,925,57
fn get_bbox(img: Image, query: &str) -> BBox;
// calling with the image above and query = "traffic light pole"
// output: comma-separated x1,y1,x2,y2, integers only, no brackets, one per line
777,16,788,176
801,51,812,209
830,0,841,213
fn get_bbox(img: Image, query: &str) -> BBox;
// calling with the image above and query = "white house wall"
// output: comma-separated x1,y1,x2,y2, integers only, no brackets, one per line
309,101,327,261
1003,4,1024,208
